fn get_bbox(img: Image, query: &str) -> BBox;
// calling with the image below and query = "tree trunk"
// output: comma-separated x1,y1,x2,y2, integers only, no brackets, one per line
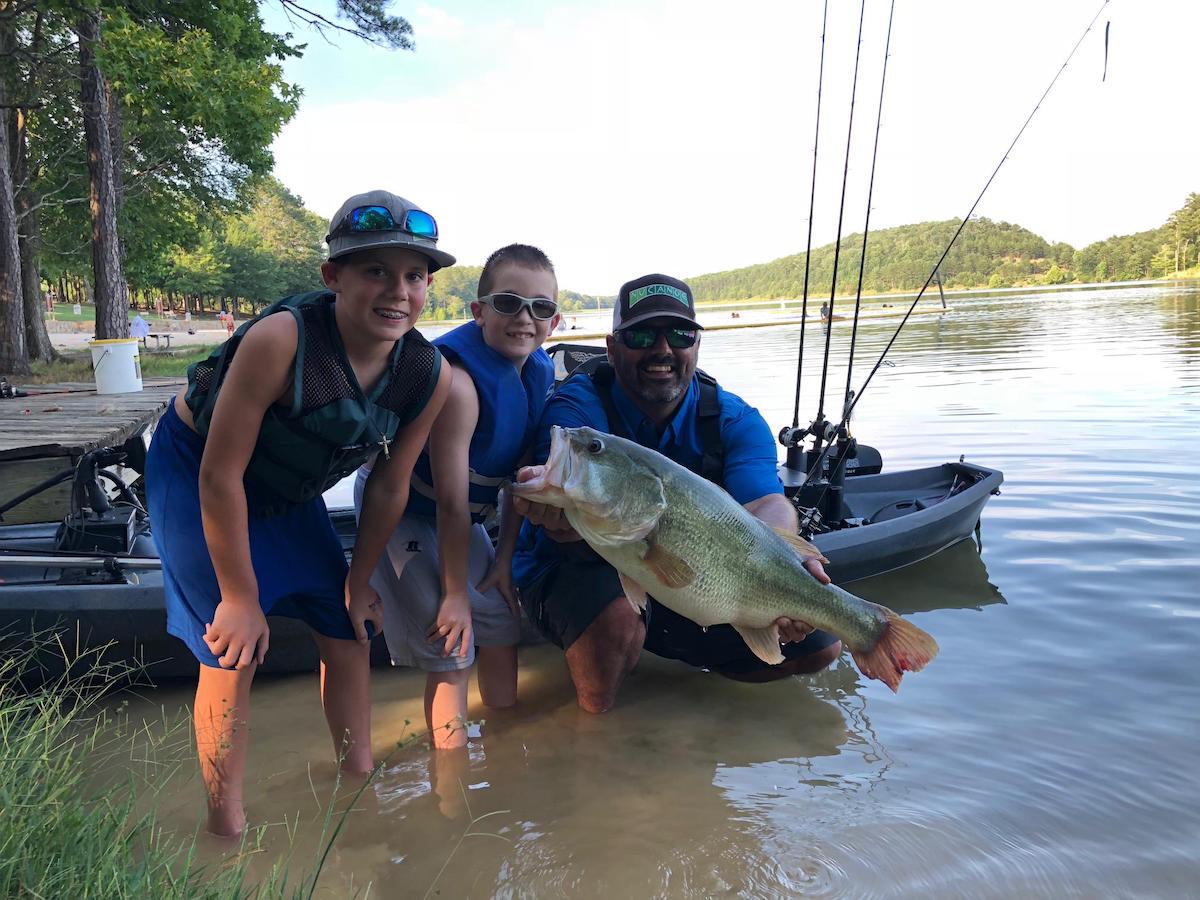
78,10,128,340
0,10,30,375
16,109,54,362
14,10,52,361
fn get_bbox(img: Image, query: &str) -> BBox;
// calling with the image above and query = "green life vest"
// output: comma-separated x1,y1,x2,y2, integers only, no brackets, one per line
184,291,441,516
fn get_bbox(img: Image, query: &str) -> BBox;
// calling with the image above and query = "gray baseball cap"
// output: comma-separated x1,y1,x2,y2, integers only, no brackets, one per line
325,190,456,272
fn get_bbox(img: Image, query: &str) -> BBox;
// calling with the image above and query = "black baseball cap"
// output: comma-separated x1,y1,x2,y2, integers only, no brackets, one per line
612,273,703,331
325,189,456,272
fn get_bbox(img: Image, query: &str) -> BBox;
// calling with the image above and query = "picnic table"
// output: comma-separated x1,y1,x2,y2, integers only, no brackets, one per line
141,332,174,350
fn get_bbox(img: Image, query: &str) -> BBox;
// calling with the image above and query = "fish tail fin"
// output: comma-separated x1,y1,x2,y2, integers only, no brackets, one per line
849,606,939,693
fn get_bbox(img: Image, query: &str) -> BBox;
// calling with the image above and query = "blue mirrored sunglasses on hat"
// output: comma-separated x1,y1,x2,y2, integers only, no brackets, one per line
328,204,438,241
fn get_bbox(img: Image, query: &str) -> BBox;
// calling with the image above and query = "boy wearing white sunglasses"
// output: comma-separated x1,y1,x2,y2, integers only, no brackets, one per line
354,244,560,750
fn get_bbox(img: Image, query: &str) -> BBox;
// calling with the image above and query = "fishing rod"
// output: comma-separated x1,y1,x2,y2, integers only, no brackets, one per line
797,0,1111,504
813,0,868,435
789,0,829,434
843,0,897,424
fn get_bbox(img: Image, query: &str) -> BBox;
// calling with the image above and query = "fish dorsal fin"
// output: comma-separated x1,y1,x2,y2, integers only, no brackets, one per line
618,574,649,613
640,538,696,590
770,527,830,565
732,623,785,665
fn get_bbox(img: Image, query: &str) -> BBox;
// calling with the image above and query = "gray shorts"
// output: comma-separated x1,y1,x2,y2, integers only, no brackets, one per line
354,471,520,672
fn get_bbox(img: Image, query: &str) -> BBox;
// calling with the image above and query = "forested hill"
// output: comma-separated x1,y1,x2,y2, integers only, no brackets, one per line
688,193,1200,300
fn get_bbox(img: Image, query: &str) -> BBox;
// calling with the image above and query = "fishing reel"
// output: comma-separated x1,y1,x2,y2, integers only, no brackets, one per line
55,447,152,557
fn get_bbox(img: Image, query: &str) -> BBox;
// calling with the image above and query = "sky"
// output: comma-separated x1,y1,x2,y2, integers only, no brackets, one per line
266,0,1199,295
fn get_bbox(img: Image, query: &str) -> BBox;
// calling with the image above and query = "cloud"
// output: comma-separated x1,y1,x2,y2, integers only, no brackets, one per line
272,0,1200,294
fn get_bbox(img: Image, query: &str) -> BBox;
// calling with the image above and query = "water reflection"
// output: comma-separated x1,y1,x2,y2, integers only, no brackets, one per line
853,536,1006,615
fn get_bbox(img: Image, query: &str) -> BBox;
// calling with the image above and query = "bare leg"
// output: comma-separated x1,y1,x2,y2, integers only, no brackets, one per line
312,632,374,774
564,597,645,714
718,641,842,683
425,667,471,749
193,663,256,836
476,644,517,709
430,745,469,818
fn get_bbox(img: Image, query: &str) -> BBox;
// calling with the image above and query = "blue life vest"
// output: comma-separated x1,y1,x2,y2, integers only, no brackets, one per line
407,322,554,523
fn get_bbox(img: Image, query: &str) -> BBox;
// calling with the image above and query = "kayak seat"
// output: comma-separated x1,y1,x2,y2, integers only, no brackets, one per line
867,493,947,524
867,499,919,524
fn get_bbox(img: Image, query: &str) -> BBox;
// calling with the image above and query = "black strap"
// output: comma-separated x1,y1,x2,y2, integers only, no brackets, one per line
581,363,725,487
694,370,725,486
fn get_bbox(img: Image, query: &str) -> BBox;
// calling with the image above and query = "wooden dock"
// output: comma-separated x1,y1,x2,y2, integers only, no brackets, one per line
0,378,184,524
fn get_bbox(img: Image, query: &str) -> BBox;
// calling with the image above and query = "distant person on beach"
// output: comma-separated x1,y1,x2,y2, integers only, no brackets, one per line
144,189,454,836
820,302,829,322
511,273,838,714
225,310,236,337
354,244,559,749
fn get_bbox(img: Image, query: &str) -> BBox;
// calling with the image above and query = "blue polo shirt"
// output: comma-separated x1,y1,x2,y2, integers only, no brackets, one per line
511,373,783,588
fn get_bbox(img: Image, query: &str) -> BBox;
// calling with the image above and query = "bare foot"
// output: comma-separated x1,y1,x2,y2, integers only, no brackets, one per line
205,799,247,838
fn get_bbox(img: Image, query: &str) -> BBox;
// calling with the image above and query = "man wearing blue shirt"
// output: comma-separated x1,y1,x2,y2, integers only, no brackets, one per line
512,273,841,714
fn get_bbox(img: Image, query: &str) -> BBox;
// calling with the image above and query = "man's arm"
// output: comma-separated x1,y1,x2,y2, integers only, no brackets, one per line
722,394,831,642
743,492,829,642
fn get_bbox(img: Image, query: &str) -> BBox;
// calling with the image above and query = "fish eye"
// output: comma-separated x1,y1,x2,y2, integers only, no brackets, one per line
586,438,604,453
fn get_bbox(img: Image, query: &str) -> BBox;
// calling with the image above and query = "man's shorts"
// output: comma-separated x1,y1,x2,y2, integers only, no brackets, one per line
518,543,839,676
354,473,520,673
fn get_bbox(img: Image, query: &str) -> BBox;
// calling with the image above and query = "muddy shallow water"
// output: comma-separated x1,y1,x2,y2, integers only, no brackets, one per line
113,282,1199,897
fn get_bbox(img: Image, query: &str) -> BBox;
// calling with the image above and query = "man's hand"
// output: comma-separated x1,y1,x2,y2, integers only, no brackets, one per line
204,598,270,669
477,557,519,618
511,465,581,542
429,592,473,657
773,556,831,643
345,576,384,644
803,556,830,585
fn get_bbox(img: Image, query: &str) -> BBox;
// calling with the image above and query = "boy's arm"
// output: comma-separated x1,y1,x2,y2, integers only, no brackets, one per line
197,312,297,668
426,364,479,656
477,454,527,616
349,362,452,642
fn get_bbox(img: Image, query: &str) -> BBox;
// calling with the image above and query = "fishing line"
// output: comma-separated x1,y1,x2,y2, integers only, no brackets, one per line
790,0,830,431
815,0,868,428
843,0,897,417
801,0,1111,491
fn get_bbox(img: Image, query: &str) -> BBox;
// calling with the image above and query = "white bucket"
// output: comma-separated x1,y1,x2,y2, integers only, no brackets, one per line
89,338,143,394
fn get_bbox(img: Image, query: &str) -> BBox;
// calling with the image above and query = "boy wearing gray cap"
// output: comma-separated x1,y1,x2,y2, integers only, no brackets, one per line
145,189,453,835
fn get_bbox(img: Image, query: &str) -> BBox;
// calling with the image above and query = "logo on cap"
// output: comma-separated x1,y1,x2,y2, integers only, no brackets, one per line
627,284,690,307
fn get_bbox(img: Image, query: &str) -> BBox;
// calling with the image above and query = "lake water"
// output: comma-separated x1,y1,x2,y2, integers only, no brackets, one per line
114,281,1199,897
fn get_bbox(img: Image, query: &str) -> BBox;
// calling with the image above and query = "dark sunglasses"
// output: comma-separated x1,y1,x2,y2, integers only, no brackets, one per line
618,325,698,350
479,292,559,321
328,204,438,241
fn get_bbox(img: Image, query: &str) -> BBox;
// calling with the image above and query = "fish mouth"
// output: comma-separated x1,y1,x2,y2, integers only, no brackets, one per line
507,426,572,503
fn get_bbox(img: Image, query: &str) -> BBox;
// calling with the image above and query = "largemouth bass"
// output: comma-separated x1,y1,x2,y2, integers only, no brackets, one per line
510,425,938,691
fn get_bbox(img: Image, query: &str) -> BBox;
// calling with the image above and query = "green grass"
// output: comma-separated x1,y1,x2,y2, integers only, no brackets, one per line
46,303,226,329
0,639,261,898
0,636,396,899
27,347,218,383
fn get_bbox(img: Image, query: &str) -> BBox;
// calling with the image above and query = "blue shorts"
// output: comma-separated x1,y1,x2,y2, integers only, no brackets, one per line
146,402,360,667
